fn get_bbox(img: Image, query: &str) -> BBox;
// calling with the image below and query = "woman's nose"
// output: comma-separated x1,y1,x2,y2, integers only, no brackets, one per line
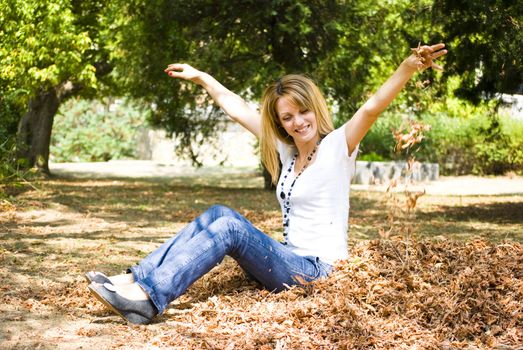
294,114,305,126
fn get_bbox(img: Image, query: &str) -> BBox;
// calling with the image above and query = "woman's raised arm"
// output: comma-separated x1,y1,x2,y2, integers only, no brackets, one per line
344,43,447,155
165,63,261,138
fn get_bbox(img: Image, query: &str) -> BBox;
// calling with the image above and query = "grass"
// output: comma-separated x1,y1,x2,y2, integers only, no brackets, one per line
0,173,521,349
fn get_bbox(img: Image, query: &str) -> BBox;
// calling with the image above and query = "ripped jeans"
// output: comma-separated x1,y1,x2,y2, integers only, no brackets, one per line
130,205,332,313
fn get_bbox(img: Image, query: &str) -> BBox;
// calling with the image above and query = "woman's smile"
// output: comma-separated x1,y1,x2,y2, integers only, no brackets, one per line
276,96,318,144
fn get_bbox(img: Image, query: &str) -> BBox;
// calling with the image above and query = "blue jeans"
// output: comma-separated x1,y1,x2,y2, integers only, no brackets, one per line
130,205,332,313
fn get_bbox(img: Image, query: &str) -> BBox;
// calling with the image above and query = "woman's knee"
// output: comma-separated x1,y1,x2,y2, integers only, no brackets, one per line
206,204,240,219
208,216,242,233
207,216,249,248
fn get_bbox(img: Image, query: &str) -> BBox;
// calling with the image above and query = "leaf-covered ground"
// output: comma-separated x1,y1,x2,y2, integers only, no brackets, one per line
0,173,522,349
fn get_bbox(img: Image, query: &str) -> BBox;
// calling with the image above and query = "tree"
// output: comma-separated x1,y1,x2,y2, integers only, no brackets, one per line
432,0,523,102
9,0,509,181
0,0,114,173
114,0,350,165
115,0,443,188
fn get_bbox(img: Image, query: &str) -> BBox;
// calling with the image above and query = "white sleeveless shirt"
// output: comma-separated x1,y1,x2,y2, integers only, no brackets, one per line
276,126,359,265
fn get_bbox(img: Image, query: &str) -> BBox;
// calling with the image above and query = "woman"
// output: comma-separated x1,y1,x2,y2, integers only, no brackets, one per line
87,43,447,324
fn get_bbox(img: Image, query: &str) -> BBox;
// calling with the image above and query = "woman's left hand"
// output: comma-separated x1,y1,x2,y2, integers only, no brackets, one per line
404,43,447,71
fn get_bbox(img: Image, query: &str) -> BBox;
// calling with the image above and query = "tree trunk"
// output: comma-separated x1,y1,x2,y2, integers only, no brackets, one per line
263,166,275,191
262,161,281,191
16,82,79,174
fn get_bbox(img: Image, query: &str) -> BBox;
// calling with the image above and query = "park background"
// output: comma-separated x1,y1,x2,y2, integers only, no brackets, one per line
1,0,522,349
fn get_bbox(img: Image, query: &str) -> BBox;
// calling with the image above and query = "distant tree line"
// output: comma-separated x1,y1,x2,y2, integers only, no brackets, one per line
1,0,521,179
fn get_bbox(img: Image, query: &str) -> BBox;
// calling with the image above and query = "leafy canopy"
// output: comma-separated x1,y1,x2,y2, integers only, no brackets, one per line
433,0,523,101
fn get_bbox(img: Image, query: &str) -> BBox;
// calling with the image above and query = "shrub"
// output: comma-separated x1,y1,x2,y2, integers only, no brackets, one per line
415,112,484,175
358,112,402,161
50,98,148,162
0,93,27,185
419,113,523,175
360,110,523,175
478,114,523,175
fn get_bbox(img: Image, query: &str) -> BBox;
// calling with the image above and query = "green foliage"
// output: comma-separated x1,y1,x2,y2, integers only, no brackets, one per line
425,113,523,175
0,137,18,184
111,0,449,164
0,0,108,103
0,136,39,188
50,98,147,162
358,152,386,162
359,113,402,161
0,0,117,172
1,0,521,176
418,113,489,174
359,63,523,176
112,0,350,164
325,0,442,123
0,96,22,145
0,95,25,184
472,115,523,175
432,0,523,100
361,109,523,175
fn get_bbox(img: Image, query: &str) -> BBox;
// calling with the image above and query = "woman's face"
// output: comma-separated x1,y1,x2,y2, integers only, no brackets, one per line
276,96,318,145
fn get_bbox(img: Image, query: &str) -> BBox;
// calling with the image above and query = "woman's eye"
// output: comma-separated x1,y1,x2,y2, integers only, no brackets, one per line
300,109,309,114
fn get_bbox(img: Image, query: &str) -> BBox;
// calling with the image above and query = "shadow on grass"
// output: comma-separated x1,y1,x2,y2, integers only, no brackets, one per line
30,178,278,226
0,177,282,291
348,191,523,242
418,201,523,224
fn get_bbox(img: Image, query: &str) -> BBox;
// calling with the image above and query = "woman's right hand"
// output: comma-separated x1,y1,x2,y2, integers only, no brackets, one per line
164,63,204,84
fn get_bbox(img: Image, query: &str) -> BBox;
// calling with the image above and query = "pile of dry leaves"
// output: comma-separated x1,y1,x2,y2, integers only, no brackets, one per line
76,238,521,349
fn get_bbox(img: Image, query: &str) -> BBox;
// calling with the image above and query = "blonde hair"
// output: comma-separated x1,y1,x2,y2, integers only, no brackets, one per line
260,74,334,184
